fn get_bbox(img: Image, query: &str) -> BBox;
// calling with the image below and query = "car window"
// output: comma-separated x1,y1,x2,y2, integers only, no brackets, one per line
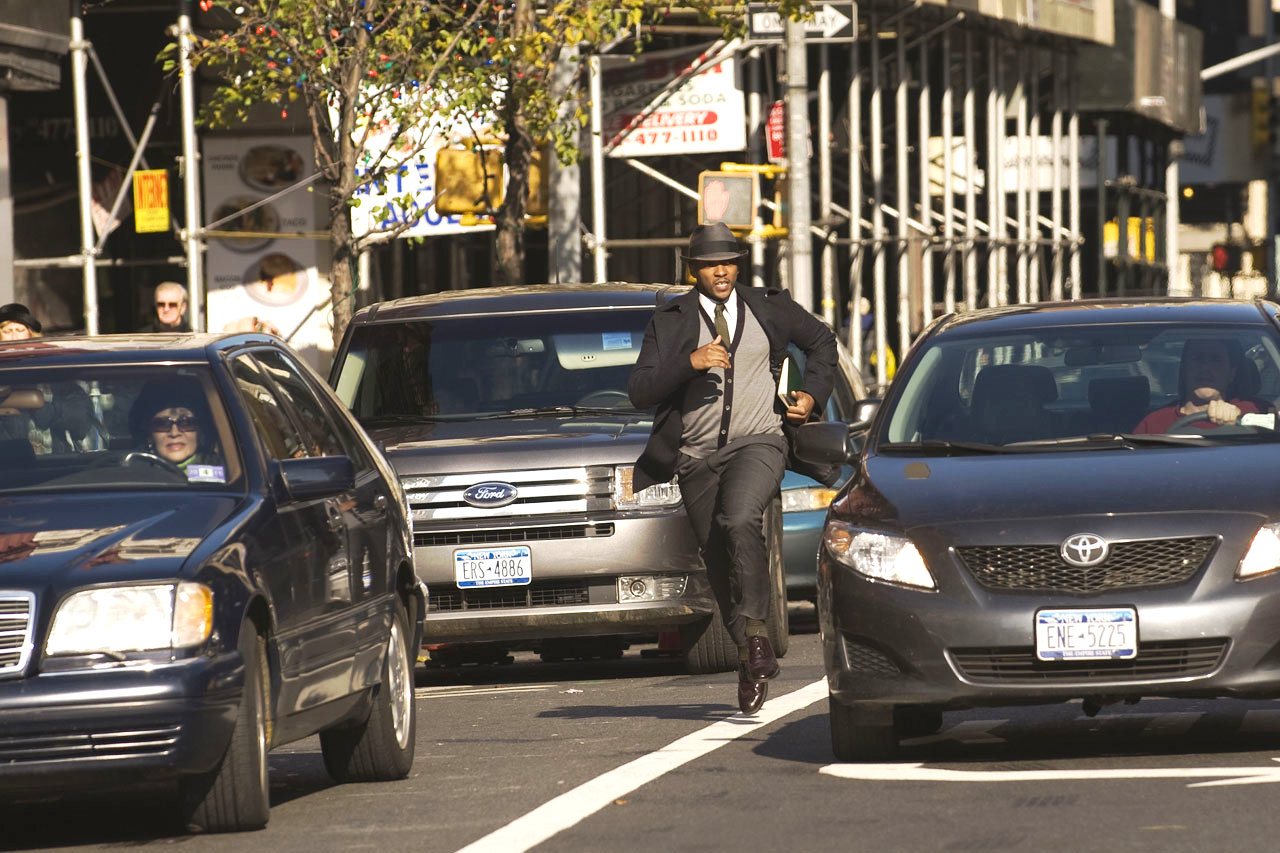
333,309,653,422
250,349,345,457
883,323,1280,447
0,365,242,493
230,354,307,460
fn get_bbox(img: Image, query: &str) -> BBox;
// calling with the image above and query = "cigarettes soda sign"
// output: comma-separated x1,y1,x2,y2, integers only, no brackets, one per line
601,45,746,158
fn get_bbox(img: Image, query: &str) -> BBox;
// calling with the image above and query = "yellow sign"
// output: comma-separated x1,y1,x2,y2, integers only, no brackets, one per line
133,169,170,233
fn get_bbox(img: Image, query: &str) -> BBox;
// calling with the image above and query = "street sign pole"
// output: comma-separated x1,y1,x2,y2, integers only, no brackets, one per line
786,16,813,310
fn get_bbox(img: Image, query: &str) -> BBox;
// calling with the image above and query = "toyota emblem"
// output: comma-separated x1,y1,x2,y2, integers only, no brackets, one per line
1060,533,1109,567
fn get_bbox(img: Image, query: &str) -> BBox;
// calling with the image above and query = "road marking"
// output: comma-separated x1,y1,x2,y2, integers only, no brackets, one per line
454,679,829,853
820,757,1280,788
415,684,552,699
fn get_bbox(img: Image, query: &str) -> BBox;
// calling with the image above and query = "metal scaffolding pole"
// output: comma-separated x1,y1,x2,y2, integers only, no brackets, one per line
849,36,864,372
995,39,1009,306
177,2,204,331
1015,46,1029,305
70,10,98,335
1069,50,1082,300
1028,46,1041,303
589,54,607,282
819,44,835,324
786,17,814,310
942,29,956,315
896,25,910,357
918,30,933,326
871,5,888,387
964,28,978,311
748,47,766,289
1051,49,1065,301
986,36,999,309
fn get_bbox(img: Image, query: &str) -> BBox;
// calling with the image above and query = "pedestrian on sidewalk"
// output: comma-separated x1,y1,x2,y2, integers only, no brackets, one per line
138,281,191,333
628,221,837,714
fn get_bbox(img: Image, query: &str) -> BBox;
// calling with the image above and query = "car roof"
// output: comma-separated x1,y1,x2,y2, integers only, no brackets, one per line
351,282,691,322
929,298,1278,336
0,332,278,368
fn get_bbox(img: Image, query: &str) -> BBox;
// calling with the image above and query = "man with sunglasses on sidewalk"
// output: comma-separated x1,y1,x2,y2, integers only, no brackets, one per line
138,281,191,333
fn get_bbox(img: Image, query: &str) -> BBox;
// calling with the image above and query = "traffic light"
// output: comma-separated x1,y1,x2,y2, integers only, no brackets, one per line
1211,243,1242,275
435,148,503,215
1252,79,1271,155
697,171,757,229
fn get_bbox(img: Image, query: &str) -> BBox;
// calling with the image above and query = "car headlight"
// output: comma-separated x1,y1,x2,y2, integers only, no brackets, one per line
45,581,213,655
781,486,839,513
614,465,681,509
822,523,936,590
1239,523,1280,580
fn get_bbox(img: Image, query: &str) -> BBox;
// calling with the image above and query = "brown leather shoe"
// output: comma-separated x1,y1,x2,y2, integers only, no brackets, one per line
744,635,780,682
737,665,768,714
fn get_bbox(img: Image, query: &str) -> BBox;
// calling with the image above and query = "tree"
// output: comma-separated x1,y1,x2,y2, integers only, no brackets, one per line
171,0,483,346
172,0,751,342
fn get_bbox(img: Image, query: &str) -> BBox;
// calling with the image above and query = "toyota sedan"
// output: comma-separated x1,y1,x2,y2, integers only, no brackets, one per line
0,333,423,832
795,299,1280,760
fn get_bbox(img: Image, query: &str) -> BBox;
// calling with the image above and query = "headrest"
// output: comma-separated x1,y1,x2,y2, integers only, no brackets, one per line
1233,359,1262,398
972,364,1058,407
1087,376,1149,410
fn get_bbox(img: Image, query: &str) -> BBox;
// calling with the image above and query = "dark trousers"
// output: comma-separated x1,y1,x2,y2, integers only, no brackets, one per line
676,437,785,647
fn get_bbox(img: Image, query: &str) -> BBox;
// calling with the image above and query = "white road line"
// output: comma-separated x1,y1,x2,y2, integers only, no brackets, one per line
454,679,829,853
415,685,551,699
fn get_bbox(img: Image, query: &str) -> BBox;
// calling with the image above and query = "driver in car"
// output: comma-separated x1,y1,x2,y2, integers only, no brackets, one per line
1133,338,1261,433
129,379,225,479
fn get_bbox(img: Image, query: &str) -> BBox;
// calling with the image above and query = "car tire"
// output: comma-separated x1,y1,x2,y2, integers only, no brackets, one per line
320,601,417,782
828,694,897,762
681,603,738,674
180,627,271,834
764,495,789,658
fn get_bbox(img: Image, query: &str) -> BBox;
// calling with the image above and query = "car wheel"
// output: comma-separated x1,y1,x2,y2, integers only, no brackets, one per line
764,495,789,658
180,627,271,833
896,705,944,737
828,694,897,762
320,601,417,782
681,602,737,674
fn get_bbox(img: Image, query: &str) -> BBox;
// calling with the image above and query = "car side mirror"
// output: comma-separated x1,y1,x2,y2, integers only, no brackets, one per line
794,421,855,465
274,455,355,502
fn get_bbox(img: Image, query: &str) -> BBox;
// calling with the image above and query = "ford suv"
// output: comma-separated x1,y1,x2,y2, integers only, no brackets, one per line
329,283,790,673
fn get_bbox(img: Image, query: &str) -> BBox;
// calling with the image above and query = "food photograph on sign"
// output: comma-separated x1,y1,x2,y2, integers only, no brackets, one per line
242,252,309,307
210,195,280,252
239,144,306,191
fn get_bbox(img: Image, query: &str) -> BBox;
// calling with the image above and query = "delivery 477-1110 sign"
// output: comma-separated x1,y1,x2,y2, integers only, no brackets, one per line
746,3,856,43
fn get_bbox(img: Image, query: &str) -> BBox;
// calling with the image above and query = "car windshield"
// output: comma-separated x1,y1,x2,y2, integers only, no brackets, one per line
333,309,652,421
880,322,1280,450
0,365,243,494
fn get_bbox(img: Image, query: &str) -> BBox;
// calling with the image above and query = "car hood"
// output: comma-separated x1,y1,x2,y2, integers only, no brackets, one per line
370,414,654,476
0,492,240,588
849,444,1277,530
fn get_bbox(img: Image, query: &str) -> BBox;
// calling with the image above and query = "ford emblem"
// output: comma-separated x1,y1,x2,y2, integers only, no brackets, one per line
1060,533,1109,568
462,481,519,508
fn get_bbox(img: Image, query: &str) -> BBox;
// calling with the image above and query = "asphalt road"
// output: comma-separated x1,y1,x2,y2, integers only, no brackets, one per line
7,610,1280,852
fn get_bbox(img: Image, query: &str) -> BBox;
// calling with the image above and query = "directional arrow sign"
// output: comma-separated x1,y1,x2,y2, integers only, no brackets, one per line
747,3,856,43
820,757,1280,788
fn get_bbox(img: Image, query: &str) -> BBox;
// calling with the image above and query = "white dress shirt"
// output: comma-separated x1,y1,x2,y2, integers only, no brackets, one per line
698,290,739,344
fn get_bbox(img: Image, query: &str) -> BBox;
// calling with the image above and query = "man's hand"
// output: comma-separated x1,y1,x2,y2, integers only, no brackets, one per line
1180,399,1242,425
784,390,816,424
690,335,731,371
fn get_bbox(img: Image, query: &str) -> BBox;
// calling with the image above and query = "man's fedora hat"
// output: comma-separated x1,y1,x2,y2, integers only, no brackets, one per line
681,221,748,263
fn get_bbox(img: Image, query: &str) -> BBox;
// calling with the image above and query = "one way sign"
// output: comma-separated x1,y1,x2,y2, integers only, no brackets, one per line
747,2,856,43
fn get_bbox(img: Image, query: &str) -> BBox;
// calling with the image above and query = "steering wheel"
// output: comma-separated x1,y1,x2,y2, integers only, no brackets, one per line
1163,410,1258,436
123,450,186,478
575,390,632,408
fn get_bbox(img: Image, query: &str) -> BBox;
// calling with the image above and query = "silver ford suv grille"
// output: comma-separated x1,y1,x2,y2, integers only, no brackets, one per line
0,592,36,678
403,466,614,523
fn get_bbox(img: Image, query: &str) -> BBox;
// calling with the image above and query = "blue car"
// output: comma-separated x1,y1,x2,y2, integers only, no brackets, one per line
782,341,866,602
0,334,423,832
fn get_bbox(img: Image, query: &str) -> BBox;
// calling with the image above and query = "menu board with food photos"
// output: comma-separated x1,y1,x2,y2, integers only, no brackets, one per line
201,135,334,370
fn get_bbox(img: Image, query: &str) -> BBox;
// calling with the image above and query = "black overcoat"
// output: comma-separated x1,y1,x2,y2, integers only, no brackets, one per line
628,283,838,492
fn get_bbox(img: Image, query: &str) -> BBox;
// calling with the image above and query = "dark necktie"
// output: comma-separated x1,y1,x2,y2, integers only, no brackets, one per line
714,303,730,344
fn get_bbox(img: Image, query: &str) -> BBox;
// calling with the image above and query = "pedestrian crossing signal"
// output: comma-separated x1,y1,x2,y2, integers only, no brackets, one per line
697,171,757,229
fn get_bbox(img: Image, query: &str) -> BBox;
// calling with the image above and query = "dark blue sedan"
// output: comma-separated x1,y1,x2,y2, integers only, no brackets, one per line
0,333,423,833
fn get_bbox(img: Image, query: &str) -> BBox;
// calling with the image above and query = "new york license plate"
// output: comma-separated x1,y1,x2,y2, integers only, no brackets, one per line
454,546,532,588
1035,607,1137,661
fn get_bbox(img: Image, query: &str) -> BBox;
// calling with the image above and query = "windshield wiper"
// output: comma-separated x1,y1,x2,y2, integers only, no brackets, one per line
360,413,443,426
472,406,640,420
878,439,1007,456
1004,433,1209,450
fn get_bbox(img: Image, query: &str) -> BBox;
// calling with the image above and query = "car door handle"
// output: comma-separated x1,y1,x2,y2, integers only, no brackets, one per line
373,494,388,513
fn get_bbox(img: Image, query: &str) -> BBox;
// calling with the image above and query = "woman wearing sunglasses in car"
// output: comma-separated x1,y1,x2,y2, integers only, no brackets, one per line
128,379,224,477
